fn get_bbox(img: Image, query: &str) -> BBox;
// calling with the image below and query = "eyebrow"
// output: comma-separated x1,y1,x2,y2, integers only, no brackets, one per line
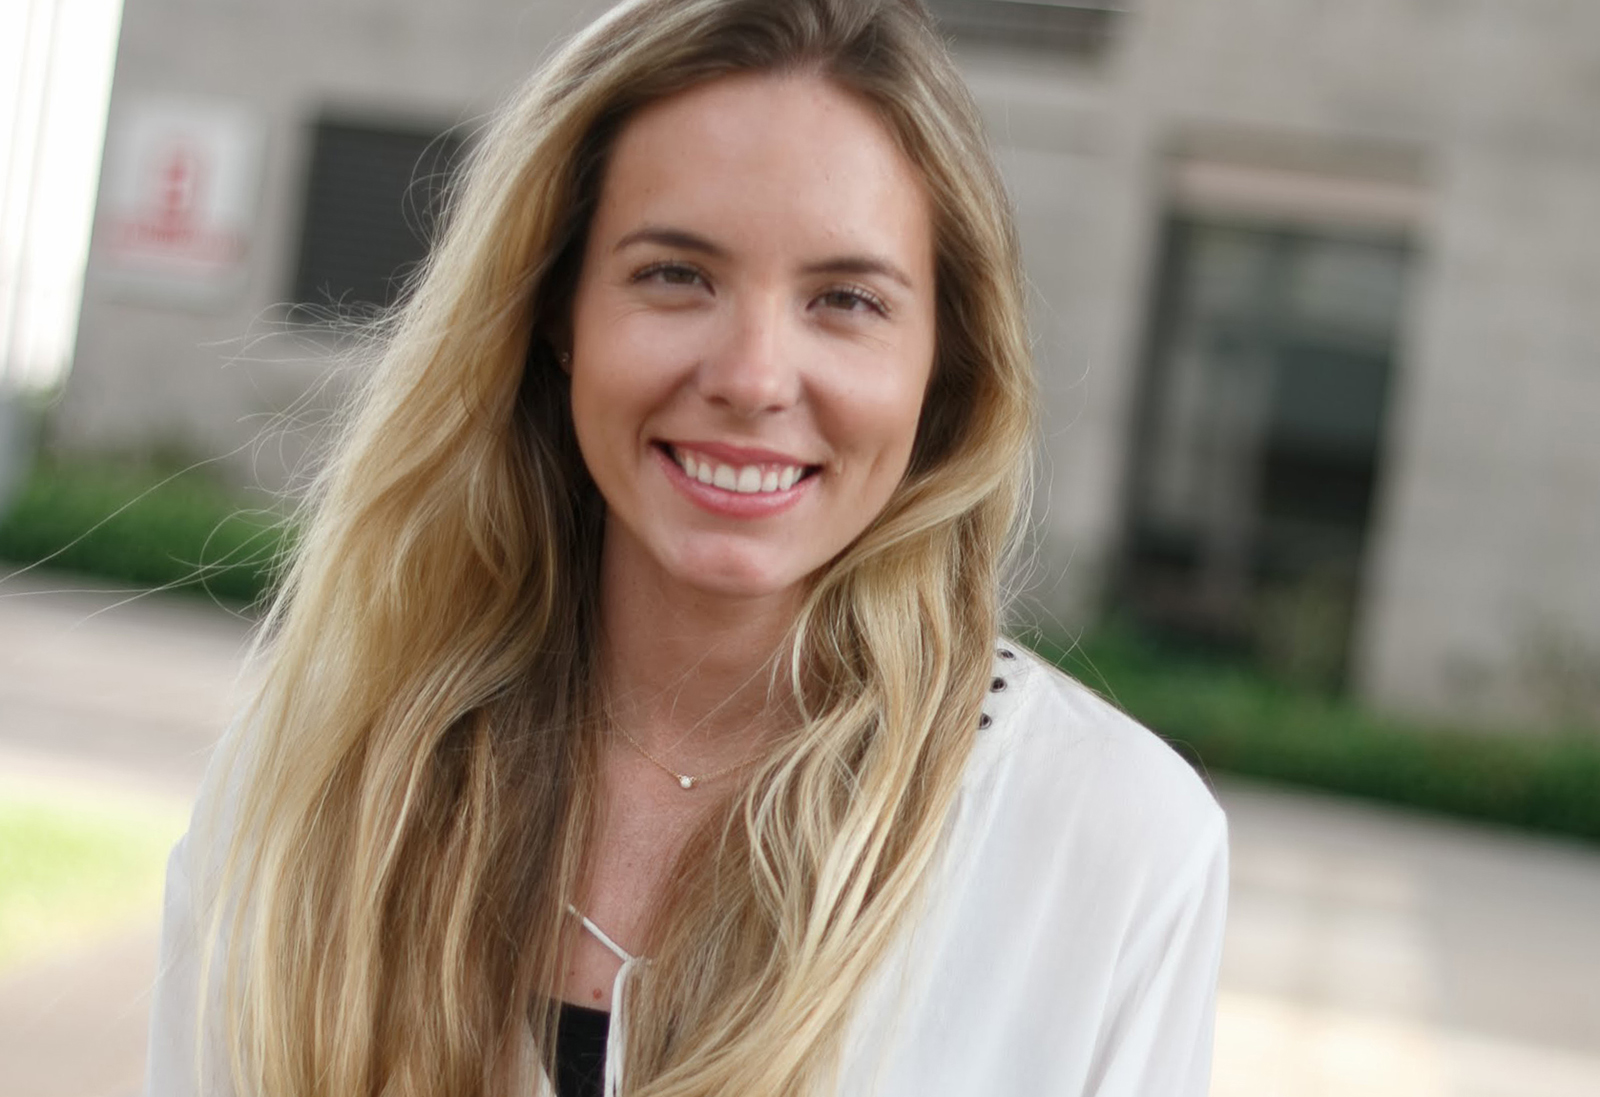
799,256,915,291
613,225,916,290
613,226,728,259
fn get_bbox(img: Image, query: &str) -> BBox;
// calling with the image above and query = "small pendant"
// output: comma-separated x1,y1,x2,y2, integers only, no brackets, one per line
677,774,696,790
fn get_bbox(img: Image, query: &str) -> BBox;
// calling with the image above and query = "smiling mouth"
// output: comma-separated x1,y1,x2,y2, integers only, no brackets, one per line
659,443,821,495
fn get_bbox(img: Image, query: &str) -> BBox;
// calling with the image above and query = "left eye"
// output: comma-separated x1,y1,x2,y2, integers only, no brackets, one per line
816,287,887,316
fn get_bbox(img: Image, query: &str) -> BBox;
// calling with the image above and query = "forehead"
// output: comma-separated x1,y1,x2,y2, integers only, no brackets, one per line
591,72,934,272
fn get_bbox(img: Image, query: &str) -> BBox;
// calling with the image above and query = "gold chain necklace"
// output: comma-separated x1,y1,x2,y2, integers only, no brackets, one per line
614,725,761,790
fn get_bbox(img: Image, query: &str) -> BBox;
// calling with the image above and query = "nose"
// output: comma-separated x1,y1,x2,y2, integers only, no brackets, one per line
695,294,800,417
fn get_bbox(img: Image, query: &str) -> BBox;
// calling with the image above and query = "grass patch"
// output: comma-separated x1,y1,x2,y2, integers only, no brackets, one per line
1034,628,1600,845
0,787,188,971
0,457,286,605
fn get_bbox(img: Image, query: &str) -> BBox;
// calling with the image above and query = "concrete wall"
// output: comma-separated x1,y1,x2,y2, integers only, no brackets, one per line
1119,0,1600,725
60,0,610,478
61,0,1600,727
958,0,1600,725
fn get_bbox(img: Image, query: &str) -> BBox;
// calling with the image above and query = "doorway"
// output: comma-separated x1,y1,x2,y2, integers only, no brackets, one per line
1118,220,1409,688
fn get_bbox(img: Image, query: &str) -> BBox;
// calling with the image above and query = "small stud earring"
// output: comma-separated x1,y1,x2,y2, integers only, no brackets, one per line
557,350,572,367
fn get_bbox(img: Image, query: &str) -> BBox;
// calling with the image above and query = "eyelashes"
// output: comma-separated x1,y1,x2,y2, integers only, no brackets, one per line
628,261,891,318
631,260,705,287
815,286,889,317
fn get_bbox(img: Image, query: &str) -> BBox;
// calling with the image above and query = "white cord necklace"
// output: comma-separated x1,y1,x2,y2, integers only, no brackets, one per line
613,725,760,790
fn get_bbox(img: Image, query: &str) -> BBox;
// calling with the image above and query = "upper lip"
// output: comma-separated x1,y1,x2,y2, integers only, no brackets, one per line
661,440,819,467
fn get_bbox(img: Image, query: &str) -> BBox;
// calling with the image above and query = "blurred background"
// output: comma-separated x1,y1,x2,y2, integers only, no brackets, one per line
1,0,1598,1094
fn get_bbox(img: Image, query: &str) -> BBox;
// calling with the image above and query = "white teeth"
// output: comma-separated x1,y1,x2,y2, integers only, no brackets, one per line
671,447,808,494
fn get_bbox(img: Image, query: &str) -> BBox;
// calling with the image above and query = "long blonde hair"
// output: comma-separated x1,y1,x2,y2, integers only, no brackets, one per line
212,1,1036,1093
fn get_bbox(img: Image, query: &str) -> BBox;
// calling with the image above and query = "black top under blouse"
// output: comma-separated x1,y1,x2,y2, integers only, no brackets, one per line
555,1001,611,1097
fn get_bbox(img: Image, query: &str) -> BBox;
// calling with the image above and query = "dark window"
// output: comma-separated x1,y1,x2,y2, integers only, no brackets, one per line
291,118,466,313
925,0,1124,51
1118,220,1410,688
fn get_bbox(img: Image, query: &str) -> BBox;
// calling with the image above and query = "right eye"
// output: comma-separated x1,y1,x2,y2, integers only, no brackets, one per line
632,261,706,288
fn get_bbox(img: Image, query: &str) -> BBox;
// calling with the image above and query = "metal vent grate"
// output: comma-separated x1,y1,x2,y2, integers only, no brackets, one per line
291,119,466,314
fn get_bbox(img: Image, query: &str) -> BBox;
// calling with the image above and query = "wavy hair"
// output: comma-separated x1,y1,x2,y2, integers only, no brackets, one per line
210,1,1036,1094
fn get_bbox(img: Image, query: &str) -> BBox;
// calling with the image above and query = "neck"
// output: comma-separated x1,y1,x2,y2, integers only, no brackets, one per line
597,531,801,761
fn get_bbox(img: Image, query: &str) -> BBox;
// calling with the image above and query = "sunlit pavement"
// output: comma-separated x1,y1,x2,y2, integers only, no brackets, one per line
3,571,1599,1097
1215,783,1600,1097
0,571,254,1097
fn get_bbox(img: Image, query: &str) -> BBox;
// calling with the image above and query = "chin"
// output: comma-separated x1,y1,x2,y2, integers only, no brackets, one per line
682,568,805,603
665,544,812,603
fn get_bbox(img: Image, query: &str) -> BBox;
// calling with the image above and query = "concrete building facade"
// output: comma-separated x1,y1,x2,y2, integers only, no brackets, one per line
59,0,1600,728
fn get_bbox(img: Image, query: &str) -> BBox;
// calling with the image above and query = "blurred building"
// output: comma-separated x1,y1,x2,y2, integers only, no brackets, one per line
58,0,1600,728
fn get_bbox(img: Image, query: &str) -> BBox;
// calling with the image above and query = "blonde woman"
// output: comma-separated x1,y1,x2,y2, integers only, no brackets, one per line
148,1,1228,1094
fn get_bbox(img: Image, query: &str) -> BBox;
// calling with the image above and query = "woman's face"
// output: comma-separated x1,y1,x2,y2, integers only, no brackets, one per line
568,72,937,606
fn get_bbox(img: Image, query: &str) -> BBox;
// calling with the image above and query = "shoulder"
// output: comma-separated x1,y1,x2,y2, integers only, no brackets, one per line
838,647,1229,1091
956,643,1226,894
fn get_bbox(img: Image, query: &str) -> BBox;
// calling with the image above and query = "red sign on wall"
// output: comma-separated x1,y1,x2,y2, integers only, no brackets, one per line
98,97,264,304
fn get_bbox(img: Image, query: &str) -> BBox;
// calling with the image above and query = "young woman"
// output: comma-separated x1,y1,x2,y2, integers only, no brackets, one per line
148,1,1228,1095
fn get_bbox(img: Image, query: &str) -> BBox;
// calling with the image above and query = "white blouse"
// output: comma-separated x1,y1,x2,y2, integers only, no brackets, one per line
830,646,1228,1095
147,646,1228,1096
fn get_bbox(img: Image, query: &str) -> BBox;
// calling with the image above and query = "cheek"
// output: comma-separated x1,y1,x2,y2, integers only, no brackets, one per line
831,358,932,478
881,339,938,448
569,327,655,439
574,300,703,401
566,378,611,499
567,356,651,485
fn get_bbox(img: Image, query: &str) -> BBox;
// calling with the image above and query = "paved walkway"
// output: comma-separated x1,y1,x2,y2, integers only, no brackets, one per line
1214,783,1600,1097
0,571,254,1097
3,570,1599,1096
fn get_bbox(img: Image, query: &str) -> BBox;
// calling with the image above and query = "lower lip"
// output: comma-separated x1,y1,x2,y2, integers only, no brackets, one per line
653,446,815,518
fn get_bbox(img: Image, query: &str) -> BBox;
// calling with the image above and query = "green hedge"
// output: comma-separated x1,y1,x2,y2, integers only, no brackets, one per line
0,459,285,605
1032,630,1600,845
5,460,1597,844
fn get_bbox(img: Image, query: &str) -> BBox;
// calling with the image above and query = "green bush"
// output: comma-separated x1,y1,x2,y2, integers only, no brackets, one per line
0,458,286,605
1033,628,1600,845
5,459,1596,844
